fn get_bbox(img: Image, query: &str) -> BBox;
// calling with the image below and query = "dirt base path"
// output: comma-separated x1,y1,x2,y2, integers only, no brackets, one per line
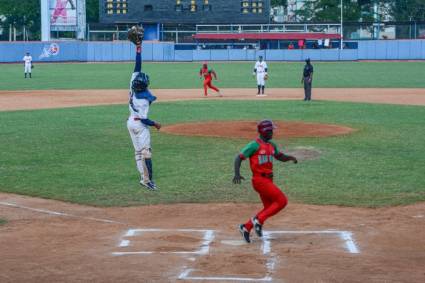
1,193,424,282
1,88,425,111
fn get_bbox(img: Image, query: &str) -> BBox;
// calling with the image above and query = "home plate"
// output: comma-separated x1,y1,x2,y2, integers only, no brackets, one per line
221,240,247,246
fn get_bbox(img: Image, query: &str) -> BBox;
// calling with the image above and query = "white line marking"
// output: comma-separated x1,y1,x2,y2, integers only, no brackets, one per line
119,240,130,247
339,231,360,254
112,251,153,256
262,231,271,255
178,269,272,282
198,230,215,255
113,228,215,255
266,230,360,254
178,268,192,280
125,229,137,237
0,201,124,224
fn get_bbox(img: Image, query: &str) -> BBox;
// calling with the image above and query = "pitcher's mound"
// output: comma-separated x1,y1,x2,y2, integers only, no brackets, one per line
161,121,354,139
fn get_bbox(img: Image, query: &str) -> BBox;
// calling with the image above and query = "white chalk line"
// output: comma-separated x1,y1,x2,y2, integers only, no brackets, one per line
264,230,360,254
113,228,215,256
0,201,125,225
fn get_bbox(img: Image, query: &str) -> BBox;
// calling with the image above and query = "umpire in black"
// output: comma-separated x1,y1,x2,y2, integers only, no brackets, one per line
301,58,314,101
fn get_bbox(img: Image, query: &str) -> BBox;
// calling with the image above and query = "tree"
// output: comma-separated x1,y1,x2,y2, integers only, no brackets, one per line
0,0,40,40
387,0,425,21
271,0,288,8
296,0,375,22
86,0,99,23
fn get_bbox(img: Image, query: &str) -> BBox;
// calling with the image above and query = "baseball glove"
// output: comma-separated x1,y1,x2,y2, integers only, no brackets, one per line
31,64,34,69
127,25,144,45
264,73,269,80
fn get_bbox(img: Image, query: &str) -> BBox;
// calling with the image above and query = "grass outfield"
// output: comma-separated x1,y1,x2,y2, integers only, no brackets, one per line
1,61,425,90
0,100,424,207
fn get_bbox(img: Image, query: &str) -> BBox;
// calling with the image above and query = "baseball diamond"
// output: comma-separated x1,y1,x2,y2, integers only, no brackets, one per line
1,1,425,282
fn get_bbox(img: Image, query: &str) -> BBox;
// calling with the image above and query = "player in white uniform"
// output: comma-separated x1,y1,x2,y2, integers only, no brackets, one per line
23,52,33,78
127,43,161,190
253,56,268,96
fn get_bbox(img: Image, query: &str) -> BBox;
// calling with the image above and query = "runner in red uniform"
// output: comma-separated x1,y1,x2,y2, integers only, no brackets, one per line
199,63,221,97
233,120,298,243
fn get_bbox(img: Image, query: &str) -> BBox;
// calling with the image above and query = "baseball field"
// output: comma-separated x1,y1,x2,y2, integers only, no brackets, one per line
0,61,424,282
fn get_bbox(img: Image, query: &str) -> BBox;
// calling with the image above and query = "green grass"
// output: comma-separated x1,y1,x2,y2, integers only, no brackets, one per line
0,219,6,226
0,100,424,207
1,61,425,90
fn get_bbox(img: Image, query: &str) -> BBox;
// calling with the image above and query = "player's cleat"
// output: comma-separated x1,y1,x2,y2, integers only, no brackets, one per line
239,224,251,243
251,217,263,237
140,180,158,191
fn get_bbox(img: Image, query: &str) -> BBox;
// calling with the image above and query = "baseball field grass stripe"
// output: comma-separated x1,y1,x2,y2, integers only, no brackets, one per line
0,61,425,90
0,100,424,207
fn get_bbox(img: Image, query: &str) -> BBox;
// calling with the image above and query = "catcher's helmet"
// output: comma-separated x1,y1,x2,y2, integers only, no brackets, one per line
257,120,276,141
132,72,150,93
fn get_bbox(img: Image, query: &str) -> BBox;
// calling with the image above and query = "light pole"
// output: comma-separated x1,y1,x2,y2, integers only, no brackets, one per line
340,0,343,49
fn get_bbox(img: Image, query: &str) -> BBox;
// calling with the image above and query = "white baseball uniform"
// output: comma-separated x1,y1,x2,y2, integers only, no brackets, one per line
127,72,153,182
23,55,32,74
254,60,268,86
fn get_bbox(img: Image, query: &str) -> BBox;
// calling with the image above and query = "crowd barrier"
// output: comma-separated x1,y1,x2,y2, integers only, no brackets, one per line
0,40,424,63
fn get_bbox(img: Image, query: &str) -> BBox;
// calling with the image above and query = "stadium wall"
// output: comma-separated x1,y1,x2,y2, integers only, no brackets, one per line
1,40,424,62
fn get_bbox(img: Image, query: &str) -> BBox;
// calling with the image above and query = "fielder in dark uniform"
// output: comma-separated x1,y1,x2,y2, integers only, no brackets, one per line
301,58,314,101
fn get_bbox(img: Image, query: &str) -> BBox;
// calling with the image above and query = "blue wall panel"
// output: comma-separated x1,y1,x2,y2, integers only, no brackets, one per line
265,50,284,61
174,50,193,61
229,49,247,60
162,43,175,61
409,40,422,59
1,40,425,62
283,50,302,61
398,41,411,59
302,50,321,61
385,41,398,60
339,49,358,61
152,43,165,61
357,41,368,59
210,50,229,60
374,41,387,59
141,42,153,61
422,41,425,59
193,50,211,61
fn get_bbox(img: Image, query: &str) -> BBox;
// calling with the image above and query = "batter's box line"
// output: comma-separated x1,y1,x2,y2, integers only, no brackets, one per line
262,230,360,254
178,230,359,282
112,228,215,256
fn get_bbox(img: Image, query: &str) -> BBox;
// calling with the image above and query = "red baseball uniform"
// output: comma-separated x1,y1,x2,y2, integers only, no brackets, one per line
239,138,288,232
200,66,220,96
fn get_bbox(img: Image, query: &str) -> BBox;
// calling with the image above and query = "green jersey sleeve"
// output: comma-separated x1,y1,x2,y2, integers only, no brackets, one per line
240,140,260,159
270,141,281,157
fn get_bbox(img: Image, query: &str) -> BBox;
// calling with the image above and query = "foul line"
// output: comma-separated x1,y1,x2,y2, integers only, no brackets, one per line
0,201,125,225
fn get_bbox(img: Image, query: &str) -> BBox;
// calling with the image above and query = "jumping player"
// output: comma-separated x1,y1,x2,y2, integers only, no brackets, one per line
199,62,222,97
253,56,268,96
233,120,298,243
127,40,161,190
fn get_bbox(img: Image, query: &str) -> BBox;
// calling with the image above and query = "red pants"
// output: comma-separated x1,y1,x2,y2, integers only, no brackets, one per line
203,78,219,96
244,177,288,232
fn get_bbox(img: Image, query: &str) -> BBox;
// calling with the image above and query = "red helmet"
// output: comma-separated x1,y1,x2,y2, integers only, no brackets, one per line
257,120,275,140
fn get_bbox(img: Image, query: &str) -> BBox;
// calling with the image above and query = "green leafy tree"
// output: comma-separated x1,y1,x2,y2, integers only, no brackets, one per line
296,0,375,22
0,0,40,40
271,0,288,8
86,0,99,23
